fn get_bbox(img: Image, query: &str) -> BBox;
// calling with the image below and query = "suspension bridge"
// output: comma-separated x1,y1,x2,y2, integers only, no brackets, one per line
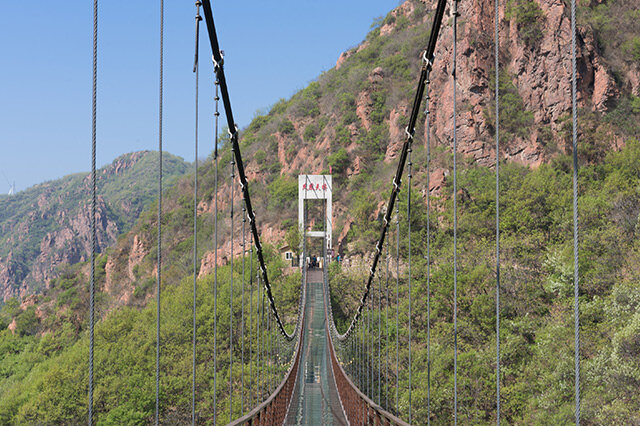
84,0,583,424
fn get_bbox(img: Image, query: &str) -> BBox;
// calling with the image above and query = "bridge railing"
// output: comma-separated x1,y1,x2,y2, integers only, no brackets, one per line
227,266,307,425
323,264,409,426
325,319,409,426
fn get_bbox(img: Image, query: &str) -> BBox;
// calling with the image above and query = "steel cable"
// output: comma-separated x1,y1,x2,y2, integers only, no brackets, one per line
212,78,220,425
425,69,432,426
324,0,448,341
453,1,460,423
191,4,202,423
241,207,246,414
395,200,400,412
88,0,97,423
494,0,501,423
155,0,164,423
378,260,382,405
571,0,581,421
229,157,235,423
407,134,413,424
385,238,390,412
249,223,254,410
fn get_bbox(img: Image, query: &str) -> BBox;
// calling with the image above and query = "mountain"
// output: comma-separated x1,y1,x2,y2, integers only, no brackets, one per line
0,151,189,301
1,0,639,423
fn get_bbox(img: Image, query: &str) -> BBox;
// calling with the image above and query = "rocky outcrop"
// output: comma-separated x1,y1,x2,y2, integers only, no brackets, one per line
0,151,187,302
385,103,410,163
412,0,622,166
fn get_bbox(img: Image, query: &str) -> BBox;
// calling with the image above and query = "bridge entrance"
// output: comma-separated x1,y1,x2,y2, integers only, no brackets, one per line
299,175,332,265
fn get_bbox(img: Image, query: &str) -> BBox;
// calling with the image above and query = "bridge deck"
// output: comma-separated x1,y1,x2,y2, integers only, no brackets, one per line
285,269,347,425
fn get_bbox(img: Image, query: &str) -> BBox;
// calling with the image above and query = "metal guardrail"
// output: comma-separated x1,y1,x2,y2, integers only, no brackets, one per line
227,268,307,425
326,326,409,426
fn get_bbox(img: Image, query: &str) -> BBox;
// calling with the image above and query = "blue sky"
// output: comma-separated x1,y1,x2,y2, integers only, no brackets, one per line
0,1,399,193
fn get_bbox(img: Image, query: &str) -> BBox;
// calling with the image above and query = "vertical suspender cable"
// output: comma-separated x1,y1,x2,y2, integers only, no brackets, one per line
453,1,460,424
407,132,413,424
229,158,235,423
212,79,220,425
249,226,254,409
241,207,246,414
385,238,390,411
191,4,202,424
378,262,382,405
571,0,580,421
88,0,98,423
494,0,501,423
155,0,164,423
425,68,432,426
256,273,260,405
395,200,400,411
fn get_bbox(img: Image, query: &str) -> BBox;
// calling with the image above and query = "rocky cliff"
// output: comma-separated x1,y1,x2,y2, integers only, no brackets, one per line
0,151,188,301
101,0,640,304
5,0,639,310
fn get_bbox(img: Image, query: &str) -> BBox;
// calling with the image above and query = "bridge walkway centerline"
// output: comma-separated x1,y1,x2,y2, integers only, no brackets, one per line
285,269,348,425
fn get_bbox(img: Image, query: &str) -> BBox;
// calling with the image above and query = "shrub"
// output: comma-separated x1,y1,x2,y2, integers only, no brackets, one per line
485,69,534,143
506,0,544,45
369,91,387,125
269,98,289,115
304,124,319,142
14,307,38,336
623,37,640,62
254,149,266,164
267,176,297,207
278,119,295,135
247,115,269,133
327,148,350,175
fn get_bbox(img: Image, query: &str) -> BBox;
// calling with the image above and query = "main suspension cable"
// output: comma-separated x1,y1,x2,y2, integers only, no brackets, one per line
191,3,202,424
328,0,448,340
155,0,164,423
200,0,298,340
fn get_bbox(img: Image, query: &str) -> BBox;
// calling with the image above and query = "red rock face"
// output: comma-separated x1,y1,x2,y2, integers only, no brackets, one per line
336,0,625,170
424,0,621,166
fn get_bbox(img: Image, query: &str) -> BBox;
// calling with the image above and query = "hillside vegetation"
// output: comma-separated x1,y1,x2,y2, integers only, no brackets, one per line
0,151,188,300
0,0,639,423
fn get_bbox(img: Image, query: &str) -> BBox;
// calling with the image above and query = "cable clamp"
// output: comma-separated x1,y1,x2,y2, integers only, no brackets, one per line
228,124,238,138
212,54,224,73
393,178,400,191
421,50,434,69
405,126,415,139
